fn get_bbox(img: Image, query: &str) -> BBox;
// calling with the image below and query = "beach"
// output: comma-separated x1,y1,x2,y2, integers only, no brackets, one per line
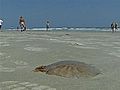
0,30,120,90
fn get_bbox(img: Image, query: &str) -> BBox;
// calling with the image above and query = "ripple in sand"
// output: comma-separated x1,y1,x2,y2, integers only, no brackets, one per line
0,52,11,59
0,53,10,60
109,52,120,57
0,81,56,90
13,60,29,69
0,65,15,72
68,41,84,46
0,52,4,56
14,61,28,66
15,39,32,42
67,41,99,49
24,47,48,52
0,42,10,47
74,46,98,49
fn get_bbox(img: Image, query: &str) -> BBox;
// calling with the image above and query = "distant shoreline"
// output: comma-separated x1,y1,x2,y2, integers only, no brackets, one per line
1,27,119,32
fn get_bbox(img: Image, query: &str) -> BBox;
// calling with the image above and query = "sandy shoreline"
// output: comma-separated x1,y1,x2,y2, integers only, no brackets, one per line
0,31,120,90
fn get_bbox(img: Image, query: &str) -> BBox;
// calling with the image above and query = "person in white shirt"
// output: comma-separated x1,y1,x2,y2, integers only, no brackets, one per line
0,19,3,30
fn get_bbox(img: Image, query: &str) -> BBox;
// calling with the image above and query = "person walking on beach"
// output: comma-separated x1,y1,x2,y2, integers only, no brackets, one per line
111,22,115,33
46,20,50,31
115,22,118,30
0,19,3,31
111,22,118,32
19,16,26,32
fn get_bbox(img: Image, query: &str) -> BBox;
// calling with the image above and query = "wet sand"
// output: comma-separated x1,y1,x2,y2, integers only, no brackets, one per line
0,31,120,90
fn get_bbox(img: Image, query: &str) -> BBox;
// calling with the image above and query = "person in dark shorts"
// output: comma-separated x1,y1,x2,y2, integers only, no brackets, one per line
46,21,50,31
115,22,118,30
111,22,115,33
111,22,118,32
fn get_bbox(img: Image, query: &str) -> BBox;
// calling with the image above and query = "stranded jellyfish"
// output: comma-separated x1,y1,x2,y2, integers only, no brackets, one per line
34,61,101,78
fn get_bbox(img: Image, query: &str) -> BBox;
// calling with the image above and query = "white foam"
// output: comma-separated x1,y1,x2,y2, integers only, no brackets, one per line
0,81,56,90
24,47,48,52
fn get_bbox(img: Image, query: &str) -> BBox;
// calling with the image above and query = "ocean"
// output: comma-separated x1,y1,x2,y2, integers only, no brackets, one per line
6,27,120,32
0,28,120,90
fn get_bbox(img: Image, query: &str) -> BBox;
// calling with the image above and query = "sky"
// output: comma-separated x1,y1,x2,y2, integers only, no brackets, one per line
0,0,120,28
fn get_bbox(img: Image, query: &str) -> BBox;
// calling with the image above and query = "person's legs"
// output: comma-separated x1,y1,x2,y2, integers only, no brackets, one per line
23,26,26,31
21,24,26,31
0,25,2,31
0,25,1,29
46,25,49,31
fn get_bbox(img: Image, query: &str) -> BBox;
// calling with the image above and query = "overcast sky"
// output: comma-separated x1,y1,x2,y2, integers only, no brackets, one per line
0,0,120,28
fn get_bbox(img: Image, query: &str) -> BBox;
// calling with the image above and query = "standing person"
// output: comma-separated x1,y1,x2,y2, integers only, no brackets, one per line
19,16,26,32
46,20,50,31
115,22,118,30
0,19,3,31
111,22,115,33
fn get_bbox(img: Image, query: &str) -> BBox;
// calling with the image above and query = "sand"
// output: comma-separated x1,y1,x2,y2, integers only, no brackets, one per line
0,30,120,90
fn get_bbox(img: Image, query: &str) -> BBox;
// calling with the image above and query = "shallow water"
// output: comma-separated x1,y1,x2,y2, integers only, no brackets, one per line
0,31,120,90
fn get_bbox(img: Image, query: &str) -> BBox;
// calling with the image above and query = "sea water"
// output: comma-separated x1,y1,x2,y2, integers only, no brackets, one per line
0,29,120,90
